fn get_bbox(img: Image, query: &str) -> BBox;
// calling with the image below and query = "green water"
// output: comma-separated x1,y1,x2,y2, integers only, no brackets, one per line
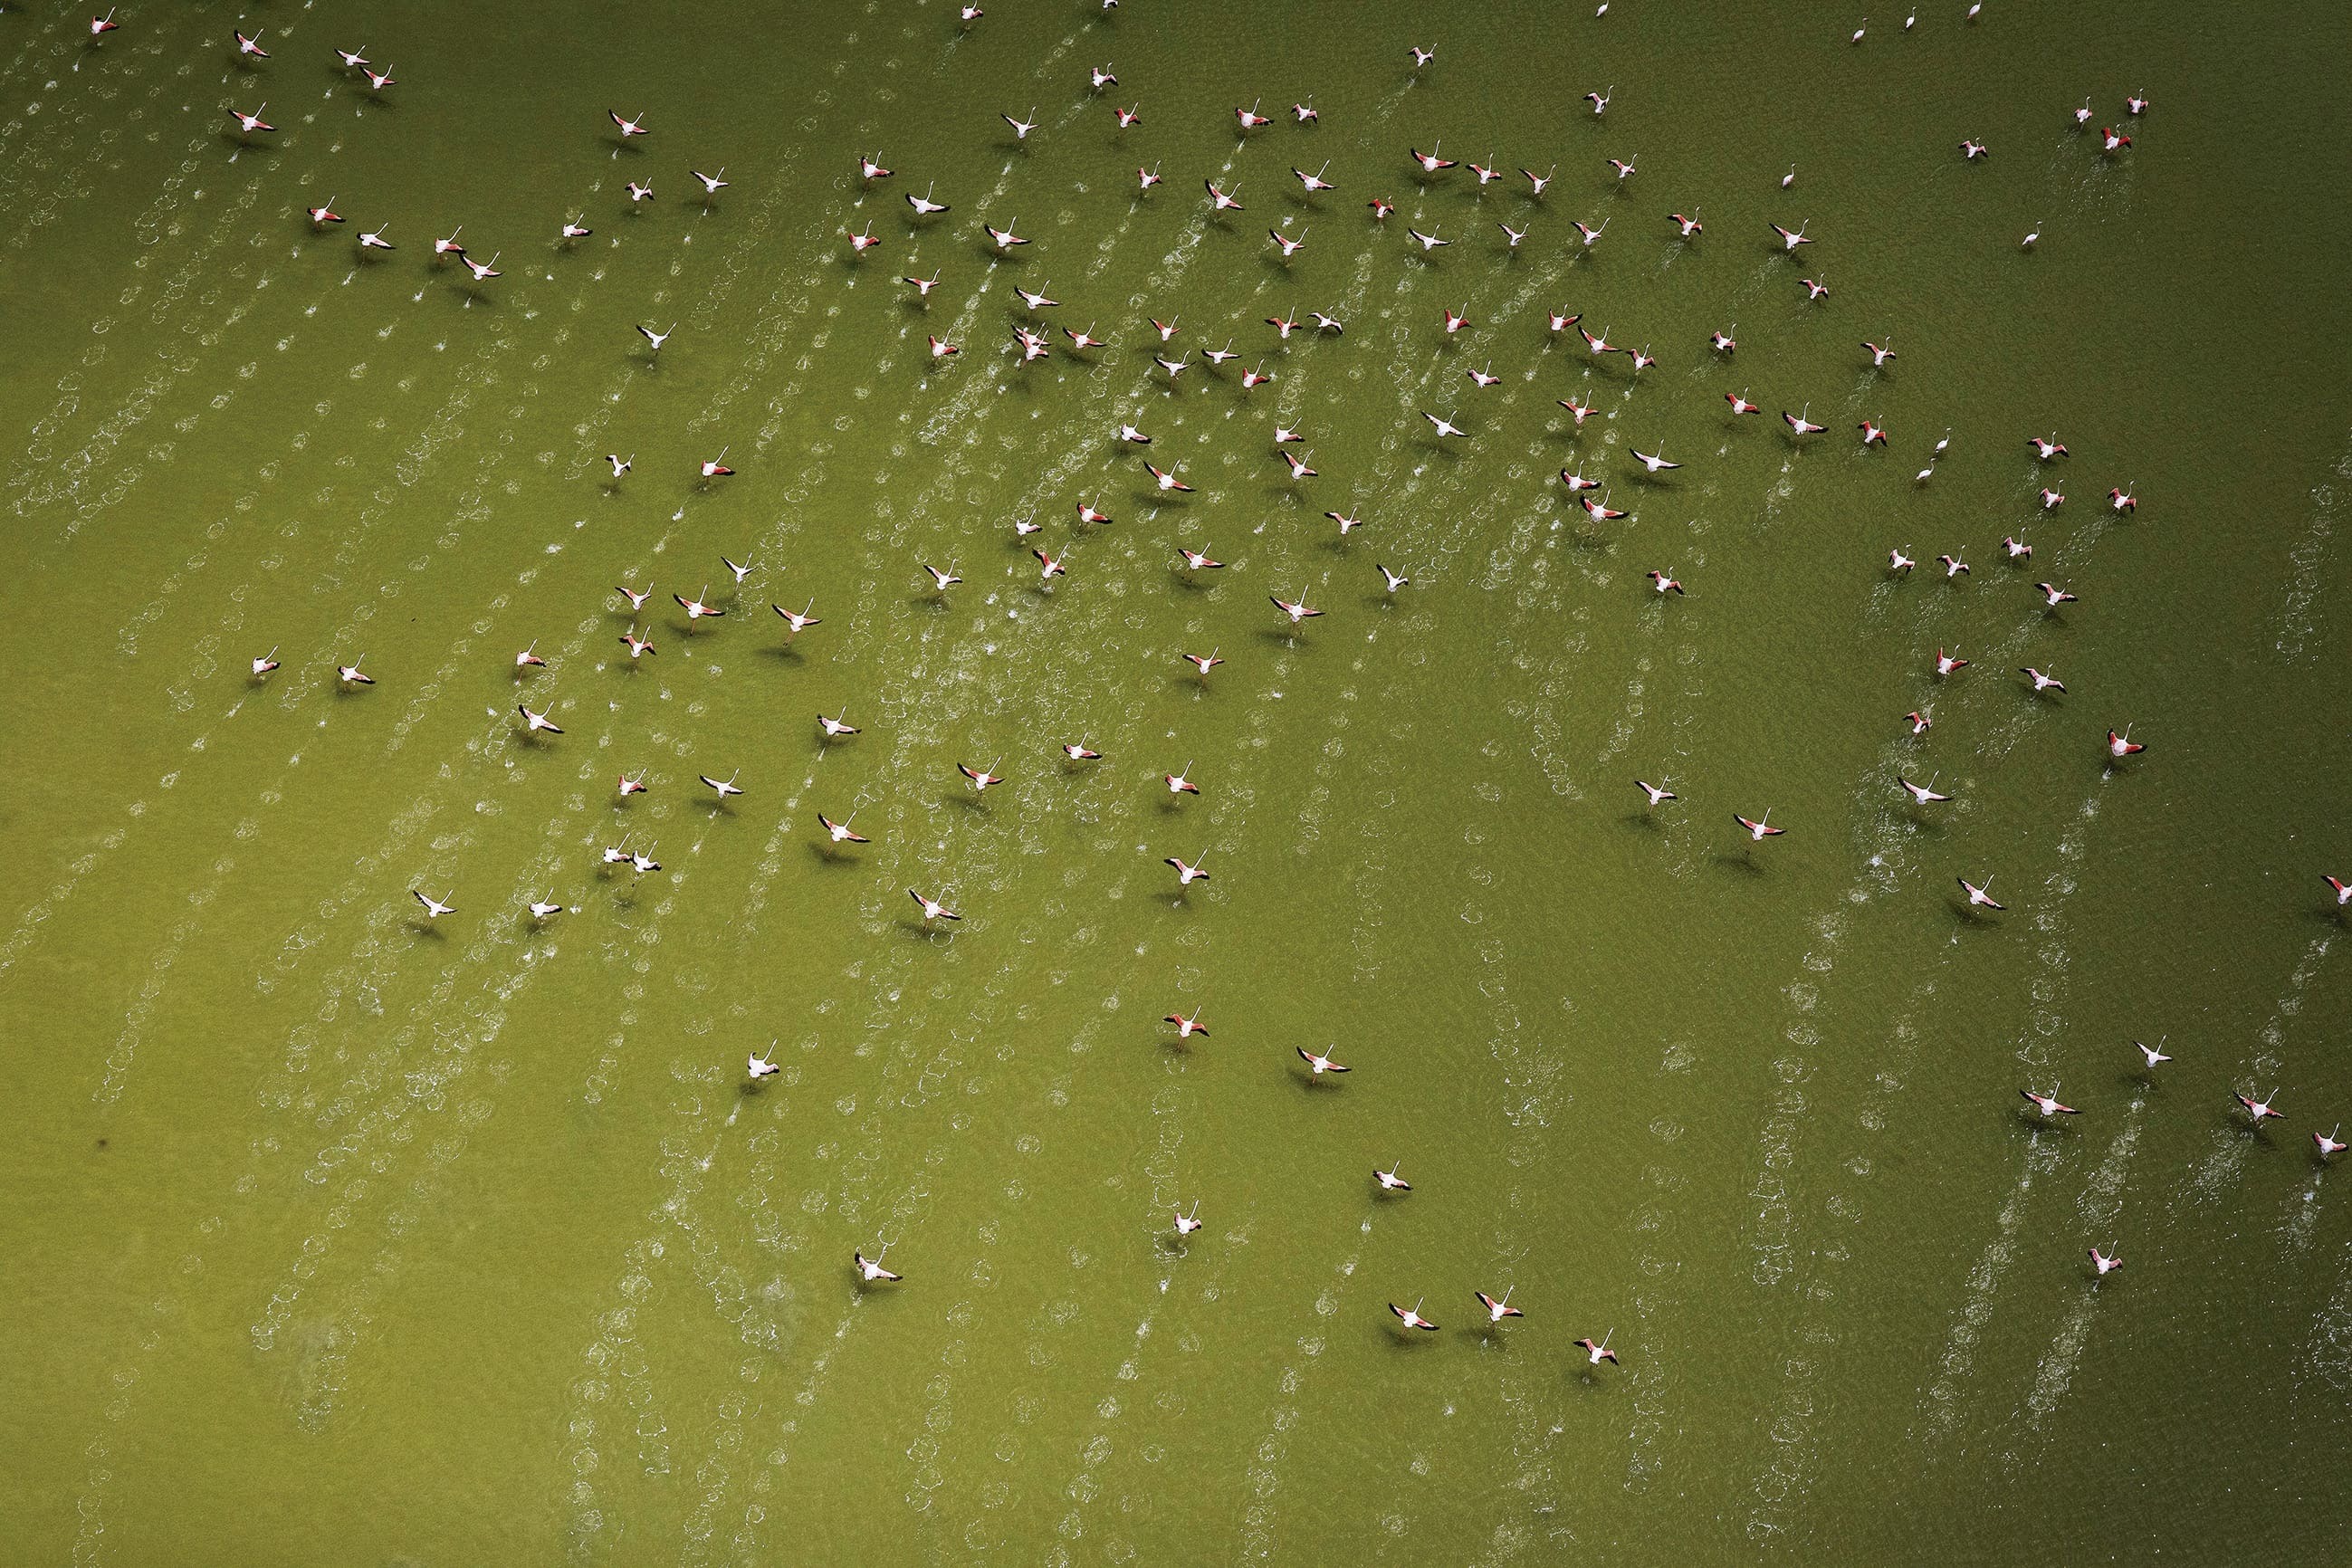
7,0,2352,1561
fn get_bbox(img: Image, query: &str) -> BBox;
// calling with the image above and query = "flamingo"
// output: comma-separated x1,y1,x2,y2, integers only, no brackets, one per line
2236,1089,2284,1125
908,890,961,923
1477,1289,1524,1324
1390,1298,1439,1331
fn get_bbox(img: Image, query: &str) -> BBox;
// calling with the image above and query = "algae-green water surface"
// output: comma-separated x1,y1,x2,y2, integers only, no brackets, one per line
6,1,2352,1562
